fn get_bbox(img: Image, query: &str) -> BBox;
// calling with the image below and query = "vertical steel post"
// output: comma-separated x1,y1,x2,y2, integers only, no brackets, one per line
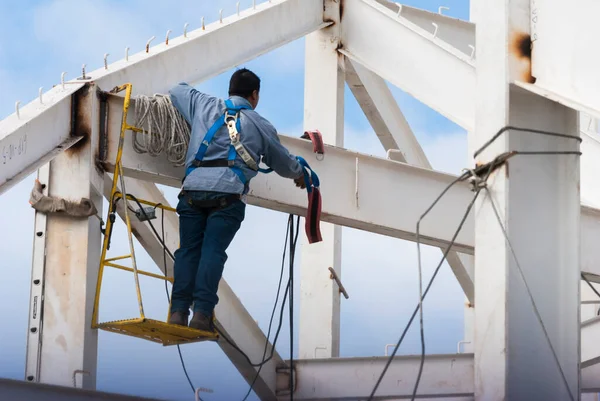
473,0,580,399
25,84,104,389
299,0,345,360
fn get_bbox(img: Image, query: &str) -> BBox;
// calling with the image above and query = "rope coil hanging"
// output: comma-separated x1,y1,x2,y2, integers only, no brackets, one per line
131,94,191,167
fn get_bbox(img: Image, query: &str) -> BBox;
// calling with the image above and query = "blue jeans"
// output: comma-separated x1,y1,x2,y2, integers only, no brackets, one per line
171,190,246,316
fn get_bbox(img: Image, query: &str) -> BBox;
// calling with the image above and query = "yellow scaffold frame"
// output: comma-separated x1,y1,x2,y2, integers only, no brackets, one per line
91,83,218,346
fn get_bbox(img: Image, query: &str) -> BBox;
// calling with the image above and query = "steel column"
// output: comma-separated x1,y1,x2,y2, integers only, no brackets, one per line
30,84,104,389
298,0,344,360
473,0,580,399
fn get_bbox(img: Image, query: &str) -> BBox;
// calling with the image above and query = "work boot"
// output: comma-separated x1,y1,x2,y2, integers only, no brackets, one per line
168,310,189,327
189,312,214,332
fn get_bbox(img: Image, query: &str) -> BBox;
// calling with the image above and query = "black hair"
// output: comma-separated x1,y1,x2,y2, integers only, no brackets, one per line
228,68,261,98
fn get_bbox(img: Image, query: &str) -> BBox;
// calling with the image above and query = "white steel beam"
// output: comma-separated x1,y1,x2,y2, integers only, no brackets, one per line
101,176,283,401
32,85,104,389
104,97,600,285
87,0,325,96
581,316,600,368
0,0,325,197
276,353,600,399
375,0,476,57
0,84,85,196
299,0,344,360
103,103,475,254
344,58,427,165
473,0,580,398
525,0,600,119
345,57,475,303
279,353,475,400
340,0,476,131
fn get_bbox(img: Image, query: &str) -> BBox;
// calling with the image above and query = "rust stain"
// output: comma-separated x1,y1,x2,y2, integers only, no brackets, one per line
56,334,68,352
339,0,344,20
510,32,536,84
65,84,92,156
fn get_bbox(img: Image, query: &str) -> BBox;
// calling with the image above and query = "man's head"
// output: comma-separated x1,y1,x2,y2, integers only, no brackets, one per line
229,68,261,109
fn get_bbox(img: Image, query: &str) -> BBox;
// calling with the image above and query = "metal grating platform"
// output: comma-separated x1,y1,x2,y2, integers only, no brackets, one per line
97,318,218,346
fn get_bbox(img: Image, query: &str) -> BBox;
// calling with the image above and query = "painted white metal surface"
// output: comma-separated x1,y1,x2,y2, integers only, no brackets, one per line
104,129,476,256
530,0,600,118
298,3,344,360
0,84,85,195
345,57,475,303
101,176,283,400
344,58,427,165
341,0,476,131
25,164,51,383
283,353,475,400
37,86,104,389
83,0,325,96
473,0,580,397
377,1,476,57
581,131,600,208
582,316,600,368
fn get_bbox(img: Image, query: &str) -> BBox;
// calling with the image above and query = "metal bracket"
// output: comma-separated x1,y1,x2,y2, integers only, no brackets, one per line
328,267,349,299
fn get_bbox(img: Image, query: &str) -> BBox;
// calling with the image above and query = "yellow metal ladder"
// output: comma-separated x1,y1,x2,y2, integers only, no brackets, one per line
91,83,218,346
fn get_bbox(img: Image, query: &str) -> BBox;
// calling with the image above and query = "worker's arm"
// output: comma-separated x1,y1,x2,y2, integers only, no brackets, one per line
168,82,211,125
258,118,304,180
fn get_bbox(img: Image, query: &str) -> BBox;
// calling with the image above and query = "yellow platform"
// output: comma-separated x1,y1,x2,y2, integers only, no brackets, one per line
97,318,219,346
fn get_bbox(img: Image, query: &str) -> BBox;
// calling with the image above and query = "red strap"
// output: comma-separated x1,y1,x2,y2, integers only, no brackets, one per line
301,130,325,156
299,130,324,244
306,188,323,244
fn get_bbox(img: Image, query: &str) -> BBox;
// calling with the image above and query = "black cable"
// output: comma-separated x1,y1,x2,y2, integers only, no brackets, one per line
473,125,582,159
241,215,292,401
288,215,300,401
367,169,486,400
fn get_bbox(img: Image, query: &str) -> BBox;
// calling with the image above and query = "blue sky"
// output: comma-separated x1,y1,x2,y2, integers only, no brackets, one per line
0,1,471,400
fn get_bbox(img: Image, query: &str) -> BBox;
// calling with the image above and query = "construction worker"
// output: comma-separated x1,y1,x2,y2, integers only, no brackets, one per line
167,68,306,332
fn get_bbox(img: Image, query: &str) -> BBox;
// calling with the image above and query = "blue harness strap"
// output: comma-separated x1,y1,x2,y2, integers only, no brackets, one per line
184,99,273,185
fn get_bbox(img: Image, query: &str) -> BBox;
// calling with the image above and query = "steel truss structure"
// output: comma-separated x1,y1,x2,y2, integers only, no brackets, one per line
2,0,600,399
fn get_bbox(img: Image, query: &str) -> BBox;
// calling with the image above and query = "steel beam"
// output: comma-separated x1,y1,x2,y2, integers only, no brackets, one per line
345,57,475,303
86,0,325,96
279,354,475,400
0,378,163,401
0,0,325,197
472,0,580,398
103,103,475,255
101,176,282,401
31,84,104,389
582,316,600,368
275,353,600,400
375,0,476,57
525,0,600,119
0,84,85,195
341,0,476,131
298,0,344,360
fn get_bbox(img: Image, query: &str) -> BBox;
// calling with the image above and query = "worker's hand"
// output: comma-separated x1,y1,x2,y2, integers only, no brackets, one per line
294,176,306,189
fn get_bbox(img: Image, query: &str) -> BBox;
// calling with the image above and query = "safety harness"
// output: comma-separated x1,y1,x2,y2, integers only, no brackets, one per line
182,98,324,243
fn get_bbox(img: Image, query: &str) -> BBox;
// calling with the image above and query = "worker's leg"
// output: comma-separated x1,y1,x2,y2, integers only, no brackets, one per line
192,195,245,321
170,192,208,319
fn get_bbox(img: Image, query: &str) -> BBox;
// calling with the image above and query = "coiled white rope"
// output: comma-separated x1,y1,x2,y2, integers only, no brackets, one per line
131,94,190,167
